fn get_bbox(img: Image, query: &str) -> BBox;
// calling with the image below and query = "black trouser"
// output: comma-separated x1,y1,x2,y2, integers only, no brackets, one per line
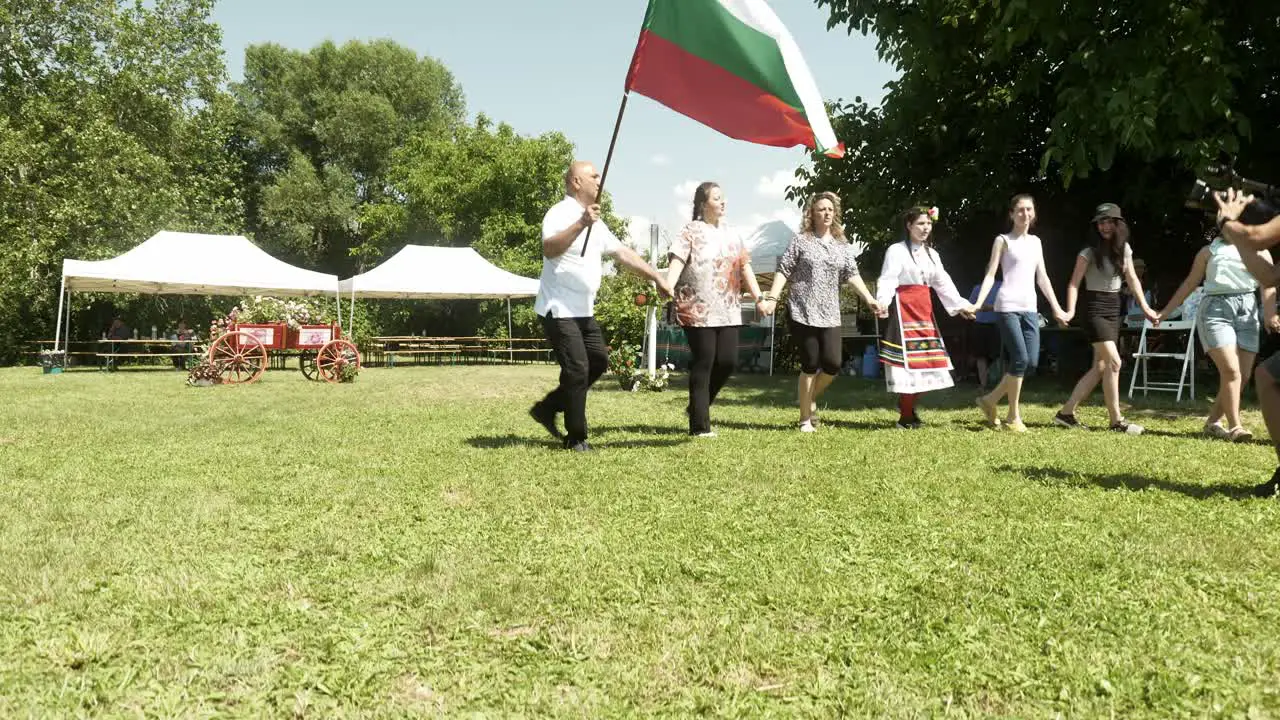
684,325,739,434
791,320,842,375
540,314,608,444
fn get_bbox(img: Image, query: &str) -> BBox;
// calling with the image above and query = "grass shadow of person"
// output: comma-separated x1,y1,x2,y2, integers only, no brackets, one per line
465,434,688,450
994,463,1257,500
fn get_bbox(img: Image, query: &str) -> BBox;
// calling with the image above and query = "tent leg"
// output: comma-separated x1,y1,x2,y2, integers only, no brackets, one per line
53,276,67,353
648,222,658,377
769,313,775,377
507,298,513,363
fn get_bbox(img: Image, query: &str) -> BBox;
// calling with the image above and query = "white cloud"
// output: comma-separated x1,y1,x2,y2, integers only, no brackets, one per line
675,202,693,224
756,169,797,200
650,153,671,166
624,215,653,251
672,179,700,199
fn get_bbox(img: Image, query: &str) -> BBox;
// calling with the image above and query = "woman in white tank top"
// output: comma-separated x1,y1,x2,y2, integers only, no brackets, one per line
968,194,1069,432
1158,228,1277,442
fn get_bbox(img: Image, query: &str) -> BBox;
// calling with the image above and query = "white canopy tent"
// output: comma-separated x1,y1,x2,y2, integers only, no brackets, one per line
338,245,540,357
54,231,341,352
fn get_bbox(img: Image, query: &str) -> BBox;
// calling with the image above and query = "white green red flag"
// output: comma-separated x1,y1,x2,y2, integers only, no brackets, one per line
624,0,845,158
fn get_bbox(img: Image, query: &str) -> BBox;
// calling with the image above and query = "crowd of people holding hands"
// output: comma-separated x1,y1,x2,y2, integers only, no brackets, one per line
531,159,1280,497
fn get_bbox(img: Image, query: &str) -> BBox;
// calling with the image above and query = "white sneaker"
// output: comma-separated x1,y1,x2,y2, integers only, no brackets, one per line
799,420,817,433
695,431,717,438
1204,422,1230,440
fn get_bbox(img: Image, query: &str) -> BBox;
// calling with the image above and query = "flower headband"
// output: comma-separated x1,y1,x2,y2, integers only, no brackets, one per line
926,206,940,221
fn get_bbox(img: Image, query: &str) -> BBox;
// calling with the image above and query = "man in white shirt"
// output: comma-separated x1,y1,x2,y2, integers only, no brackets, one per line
529,160,672,452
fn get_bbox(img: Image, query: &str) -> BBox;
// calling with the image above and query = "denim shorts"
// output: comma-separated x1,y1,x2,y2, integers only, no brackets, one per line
1197,292,1259,353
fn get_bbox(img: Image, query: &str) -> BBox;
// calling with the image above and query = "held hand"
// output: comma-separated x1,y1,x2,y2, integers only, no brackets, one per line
1062,310,1075,324
1143,307,1161,325
1053,311,1070,327
758,299,777,317
580,203,602,227
1268,315,1280,335
1151,311,1164,327
957,309,976,321
867,300,885,318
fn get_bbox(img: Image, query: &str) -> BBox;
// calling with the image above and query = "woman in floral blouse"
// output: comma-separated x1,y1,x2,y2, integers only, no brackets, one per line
760,192,883,432
665,182,767,437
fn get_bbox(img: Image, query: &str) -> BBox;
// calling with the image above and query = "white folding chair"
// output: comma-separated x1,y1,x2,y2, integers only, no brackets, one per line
1128,288,1202,402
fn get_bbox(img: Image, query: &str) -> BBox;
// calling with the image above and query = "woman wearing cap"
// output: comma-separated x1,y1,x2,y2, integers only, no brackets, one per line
1053,204,1158,433
760,192,883,432
1157,225,1279,442
968,194,1070,432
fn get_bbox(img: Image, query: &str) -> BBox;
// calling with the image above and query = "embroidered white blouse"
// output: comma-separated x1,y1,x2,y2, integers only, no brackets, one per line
875,240,968,314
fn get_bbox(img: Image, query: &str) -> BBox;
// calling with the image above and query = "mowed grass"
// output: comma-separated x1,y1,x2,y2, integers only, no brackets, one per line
1,364,1279,717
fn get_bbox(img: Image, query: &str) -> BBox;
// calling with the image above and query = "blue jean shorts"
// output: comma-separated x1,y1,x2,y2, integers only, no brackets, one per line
1197,292,1259,353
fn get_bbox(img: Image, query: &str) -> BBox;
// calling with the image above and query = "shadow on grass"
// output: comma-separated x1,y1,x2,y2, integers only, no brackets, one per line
465,434,688,450
996,464,1258,500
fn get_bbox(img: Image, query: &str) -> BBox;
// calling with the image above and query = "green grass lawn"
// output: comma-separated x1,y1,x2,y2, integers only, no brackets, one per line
2,364,1278,717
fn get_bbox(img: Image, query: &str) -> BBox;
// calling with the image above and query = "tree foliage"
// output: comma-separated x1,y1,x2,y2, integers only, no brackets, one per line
795,0,1280,288
231,39,466,276
0,0,239,361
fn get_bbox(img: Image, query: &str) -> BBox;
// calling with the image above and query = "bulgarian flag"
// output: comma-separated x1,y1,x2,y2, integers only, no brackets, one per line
624,0,844,158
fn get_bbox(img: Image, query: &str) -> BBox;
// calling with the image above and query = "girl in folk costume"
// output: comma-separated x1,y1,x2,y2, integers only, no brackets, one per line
969,194,1070,432
760,192,883,432
665,182,767,437
1053,204,1158,434
876,206,975,428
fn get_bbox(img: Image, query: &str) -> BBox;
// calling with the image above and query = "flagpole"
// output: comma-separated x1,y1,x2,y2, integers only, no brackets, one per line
580,92,630,257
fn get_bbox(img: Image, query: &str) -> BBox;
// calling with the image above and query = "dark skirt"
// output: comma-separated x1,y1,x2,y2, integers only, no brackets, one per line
1082,290,1121,344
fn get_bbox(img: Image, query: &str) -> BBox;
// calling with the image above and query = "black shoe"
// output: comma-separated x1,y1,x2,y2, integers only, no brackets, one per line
1252,468,1280,498
908,415,924,429
895,416,918,430
529,403,562,440
564,439,593,452
1053,412,1084,429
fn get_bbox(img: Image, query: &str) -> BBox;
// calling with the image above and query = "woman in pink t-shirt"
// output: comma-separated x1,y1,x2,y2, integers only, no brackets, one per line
968,194,1069,432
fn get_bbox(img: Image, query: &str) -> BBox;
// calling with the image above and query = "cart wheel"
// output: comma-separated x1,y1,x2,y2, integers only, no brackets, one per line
207,331,267,384
299,352,318,381
316,339,360,384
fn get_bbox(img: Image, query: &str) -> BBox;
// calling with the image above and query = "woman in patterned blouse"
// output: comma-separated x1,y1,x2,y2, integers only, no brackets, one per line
760,192,883,432
665,182,767,437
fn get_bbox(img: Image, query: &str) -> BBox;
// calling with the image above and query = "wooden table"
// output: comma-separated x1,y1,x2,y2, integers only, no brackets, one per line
366,336,552,367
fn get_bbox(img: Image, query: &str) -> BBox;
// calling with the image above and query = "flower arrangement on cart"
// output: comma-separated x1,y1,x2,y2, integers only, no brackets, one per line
199,296,359,384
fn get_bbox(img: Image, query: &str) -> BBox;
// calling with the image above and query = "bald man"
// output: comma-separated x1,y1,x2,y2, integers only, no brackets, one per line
529,161,672,451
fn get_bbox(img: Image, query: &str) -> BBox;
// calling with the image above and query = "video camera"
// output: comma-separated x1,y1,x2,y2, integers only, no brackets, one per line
1187,164,1279,225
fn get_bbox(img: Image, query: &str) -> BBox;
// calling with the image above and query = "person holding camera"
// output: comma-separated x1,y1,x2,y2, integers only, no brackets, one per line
1053,204,1158,434
1157,214,1277,444
663,182,766,437
1215,188,1280,496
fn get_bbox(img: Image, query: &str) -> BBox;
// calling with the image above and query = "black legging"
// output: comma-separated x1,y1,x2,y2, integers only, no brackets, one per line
684,325,739,434
791,320,842,375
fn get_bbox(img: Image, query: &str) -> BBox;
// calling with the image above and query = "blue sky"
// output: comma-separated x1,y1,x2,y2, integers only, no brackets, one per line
212,0,898,247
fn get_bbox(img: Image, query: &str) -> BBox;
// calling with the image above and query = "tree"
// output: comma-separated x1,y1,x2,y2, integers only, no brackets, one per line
795,0,1280,287
363,115,629,339
231,39,466,277
0,0,240,361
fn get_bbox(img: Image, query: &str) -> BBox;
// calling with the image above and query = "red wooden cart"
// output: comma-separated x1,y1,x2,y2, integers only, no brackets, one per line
206,322,360,384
